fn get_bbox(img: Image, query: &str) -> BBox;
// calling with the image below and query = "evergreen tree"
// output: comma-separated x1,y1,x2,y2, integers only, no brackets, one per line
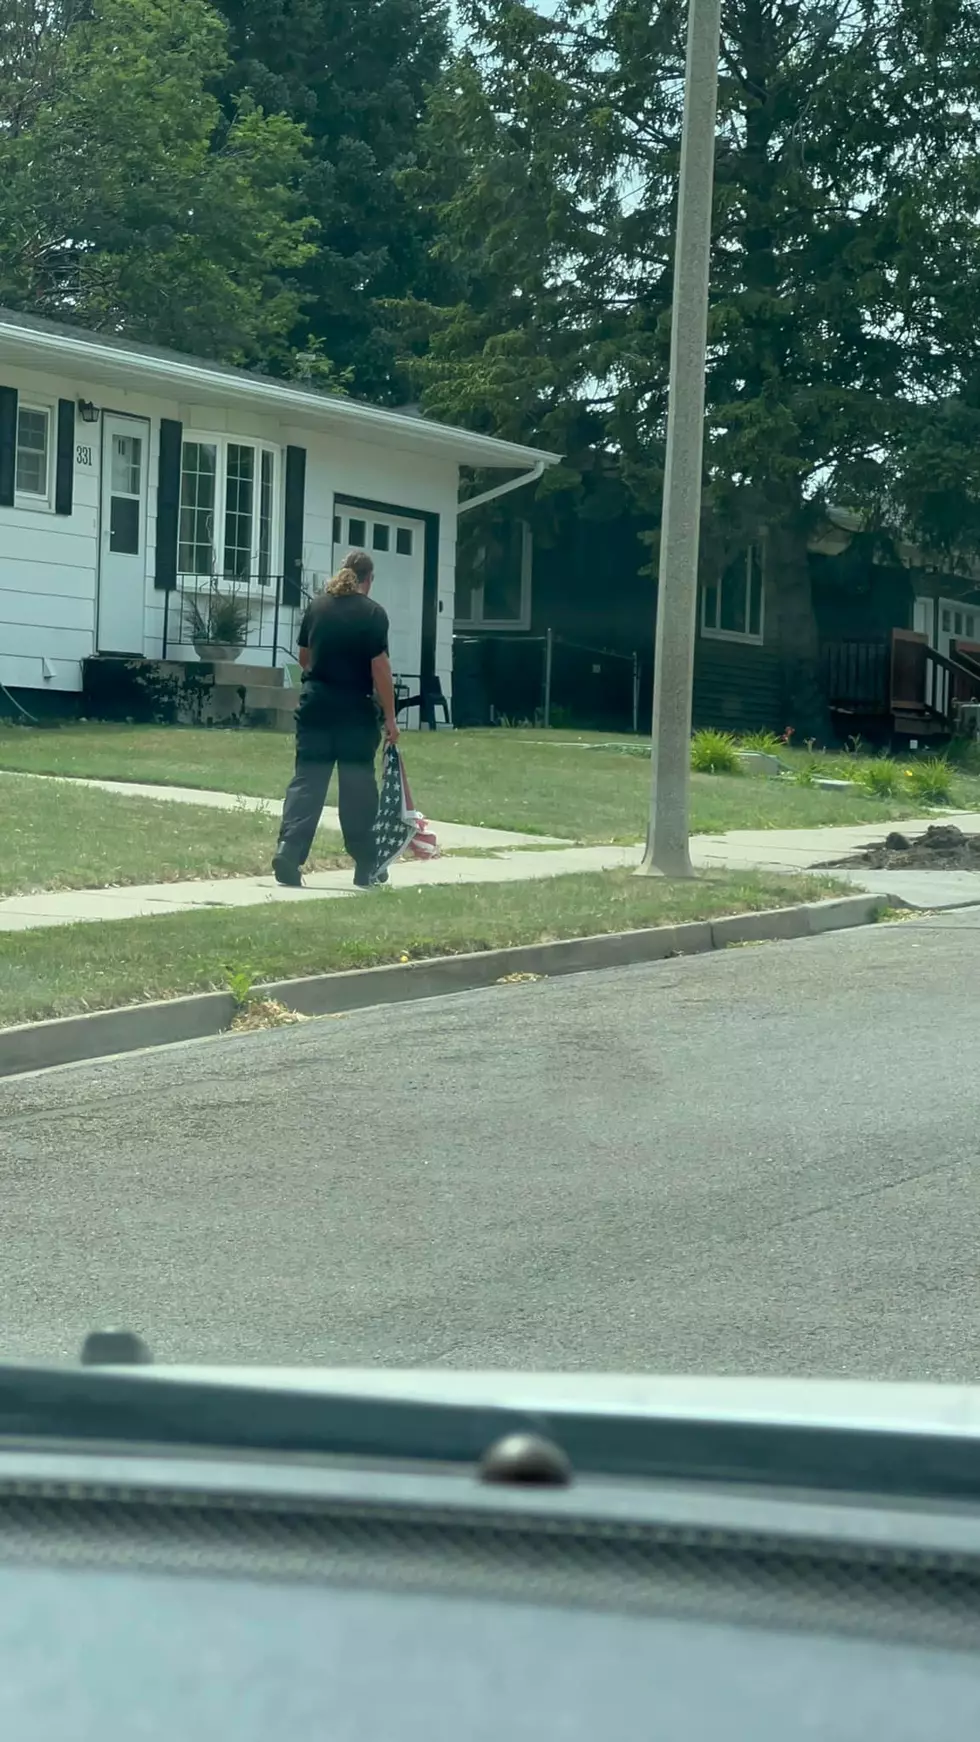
405,1,980,731
214,0,451,397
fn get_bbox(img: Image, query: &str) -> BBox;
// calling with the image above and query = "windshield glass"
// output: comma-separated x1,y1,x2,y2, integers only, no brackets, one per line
1,0,978,1390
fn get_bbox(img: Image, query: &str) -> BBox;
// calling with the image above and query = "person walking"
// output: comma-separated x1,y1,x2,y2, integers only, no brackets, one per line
273,549,399,890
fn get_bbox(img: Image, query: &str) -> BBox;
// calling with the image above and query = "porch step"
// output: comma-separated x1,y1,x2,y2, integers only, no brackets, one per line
205,662,287,688
240,684,298,714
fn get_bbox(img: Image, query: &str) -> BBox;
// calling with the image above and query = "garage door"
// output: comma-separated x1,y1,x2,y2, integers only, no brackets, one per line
333,508,425,687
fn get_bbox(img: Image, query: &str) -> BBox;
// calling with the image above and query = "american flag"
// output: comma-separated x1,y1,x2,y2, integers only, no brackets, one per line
372,746,439,876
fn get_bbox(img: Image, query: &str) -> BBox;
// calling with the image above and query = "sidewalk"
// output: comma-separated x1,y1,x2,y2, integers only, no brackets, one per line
692,810,980,911
0,844,639,932
2,774,980,932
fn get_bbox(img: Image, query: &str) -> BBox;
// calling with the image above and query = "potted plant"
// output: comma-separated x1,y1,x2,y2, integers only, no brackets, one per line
183,588,252,662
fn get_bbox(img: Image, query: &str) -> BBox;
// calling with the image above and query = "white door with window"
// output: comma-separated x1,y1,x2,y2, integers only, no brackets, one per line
97,415,149,653
332,508,425,683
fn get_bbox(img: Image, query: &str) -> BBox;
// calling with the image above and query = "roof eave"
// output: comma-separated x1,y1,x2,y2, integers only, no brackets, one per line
0,317,560,471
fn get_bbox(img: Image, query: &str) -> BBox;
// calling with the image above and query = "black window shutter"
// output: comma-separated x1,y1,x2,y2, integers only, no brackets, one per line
282,444,306,607
55,398,75,515
155,417,183,591
0,386,17,508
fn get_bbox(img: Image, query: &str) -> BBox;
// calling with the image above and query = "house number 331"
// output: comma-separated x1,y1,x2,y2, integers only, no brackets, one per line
75,443,94,467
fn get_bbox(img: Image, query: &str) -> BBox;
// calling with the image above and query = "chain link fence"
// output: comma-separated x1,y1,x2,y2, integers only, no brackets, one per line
453,632,647,734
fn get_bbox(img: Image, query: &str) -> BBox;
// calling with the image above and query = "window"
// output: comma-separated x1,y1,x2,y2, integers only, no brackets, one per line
396,527,414,557
109,431,143,554
332,515,342,545
372,522,390,552
178,441,217,576
177,437,279,581
224,444,255,580
347,517,366,547
258,451,274,583
455,520,532,631
15,405,51,500
701,545,764,643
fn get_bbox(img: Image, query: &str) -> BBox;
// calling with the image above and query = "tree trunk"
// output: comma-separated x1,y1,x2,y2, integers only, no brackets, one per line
770,518,832,743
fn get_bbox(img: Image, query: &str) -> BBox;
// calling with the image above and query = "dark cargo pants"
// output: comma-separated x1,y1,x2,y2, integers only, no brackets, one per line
277,686,381,871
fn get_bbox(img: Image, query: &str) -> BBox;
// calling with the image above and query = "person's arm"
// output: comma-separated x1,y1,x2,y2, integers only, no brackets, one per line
371,652,400,746
297,605,312,673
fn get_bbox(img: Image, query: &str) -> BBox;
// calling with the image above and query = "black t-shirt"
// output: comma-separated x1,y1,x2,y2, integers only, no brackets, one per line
298,592,389,696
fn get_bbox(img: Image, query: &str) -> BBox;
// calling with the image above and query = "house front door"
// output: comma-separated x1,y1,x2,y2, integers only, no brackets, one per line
97,414,150,654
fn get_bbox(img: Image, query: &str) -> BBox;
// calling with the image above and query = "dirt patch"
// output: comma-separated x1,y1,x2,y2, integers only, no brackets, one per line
823,824,980,871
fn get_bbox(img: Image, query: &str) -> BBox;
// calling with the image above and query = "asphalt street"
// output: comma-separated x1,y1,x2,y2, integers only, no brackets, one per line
1,910,978,1380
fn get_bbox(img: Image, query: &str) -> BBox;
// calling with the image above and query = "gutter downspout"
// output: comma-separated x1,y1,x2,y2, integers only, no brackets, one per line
456,461,545,516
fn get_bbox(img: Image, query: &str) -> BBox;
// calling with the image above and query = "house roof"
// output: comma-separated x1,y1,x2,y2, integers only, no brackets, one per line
0,308,561,472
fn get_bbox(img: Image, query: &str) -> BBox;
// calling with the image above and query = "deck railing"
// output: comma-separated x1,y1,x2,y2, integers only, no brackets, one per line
824,631,980,733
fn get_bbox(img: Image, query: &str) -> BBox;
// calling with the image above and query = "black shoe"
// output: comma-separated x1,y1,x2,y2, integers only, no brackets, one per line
273,853,303,887
353,864,389,889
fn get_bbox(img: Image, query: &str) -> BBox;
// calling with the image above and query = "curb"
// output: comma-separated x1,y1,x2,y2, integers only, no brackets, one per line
0,895,882,1080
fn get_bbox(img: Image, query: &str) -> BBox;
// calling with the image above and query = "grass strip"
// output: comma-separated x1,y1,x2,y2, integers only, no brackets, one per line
0,868,846,1030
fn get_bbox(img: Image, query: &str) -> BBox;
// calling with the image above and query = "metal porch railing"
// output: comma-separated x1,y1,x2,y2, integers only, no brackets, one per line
161,573,313,666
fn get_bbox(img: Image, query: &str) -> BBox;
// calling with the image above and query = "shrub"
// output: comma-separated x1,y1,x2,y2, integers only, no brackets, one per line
946,735,980,772
792,758,822,787
690,728,741,774
907,755,955,804
739,729,783,754
860,759,901,798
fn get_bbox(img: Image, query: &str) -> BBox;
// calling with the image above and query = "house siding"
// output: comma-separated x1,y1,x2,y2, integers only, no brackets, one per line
0,360,461,708
0,359,100,691
692,638,785,732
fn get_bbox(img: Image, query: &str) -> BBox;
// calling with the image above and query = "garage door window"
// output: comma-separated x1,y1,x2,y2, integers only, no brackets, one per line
337,515,417,561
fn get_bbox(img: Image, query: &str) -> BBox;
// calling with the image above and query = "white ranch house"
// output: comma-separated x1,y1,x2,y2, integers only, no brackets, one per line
0,309,556,725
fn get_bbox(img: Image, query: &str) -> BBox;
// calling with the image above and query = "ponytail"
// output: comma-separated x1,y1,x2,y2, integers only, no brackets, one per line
326,566,360,596
326,547,373,596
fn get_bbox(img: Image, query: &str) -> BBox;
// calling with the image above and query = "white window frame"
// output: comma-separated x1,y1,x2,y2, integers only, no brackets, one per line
14,401,55,510
701,543,765,645
455,519,533,633
938,597,979,644
177,433,282,584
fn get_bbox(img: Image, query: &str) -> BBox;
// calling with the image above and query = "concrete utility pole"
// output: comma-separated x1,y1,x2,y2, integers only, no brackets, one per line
639,0,722,877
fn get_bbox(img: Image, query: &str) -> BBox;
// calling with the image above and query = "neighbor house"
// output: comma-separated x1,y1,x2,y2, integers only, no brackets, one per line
0,308,557,728
454,504,980,741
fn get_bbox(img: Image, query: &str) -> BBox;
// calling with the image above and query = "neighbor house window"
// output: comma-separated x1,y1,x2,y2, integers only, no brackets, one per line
15,404,52,501
942,606,977,639
177,436,280,582
455,520,532,632
701,545,764,643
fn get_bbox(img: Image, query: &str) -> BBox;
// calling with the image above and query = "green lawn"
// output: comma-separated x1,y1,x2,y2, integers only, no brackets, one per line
0,772,345,898
2,722,977,842
0,869,845,1030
